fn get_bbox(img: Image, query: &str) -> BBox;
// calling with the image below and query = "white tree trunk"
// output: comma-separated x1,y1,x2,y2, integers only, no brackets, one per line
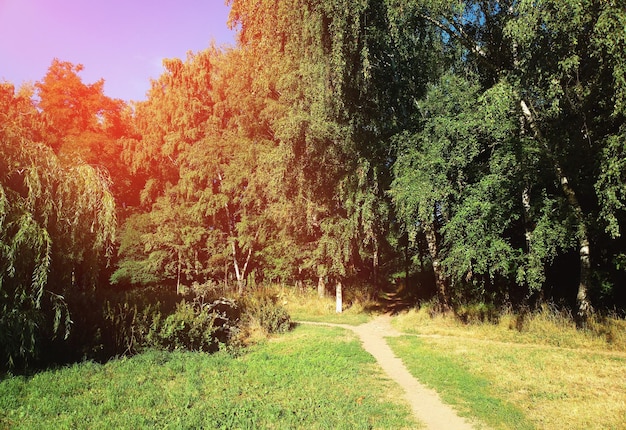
335,280,343,313
318,276,326,298
424,222,450,312
520,99,593,325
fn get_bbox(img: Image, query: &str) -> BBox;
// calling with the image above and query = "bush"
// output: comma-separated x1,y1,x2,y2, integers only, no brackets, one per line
151,298,239,352
102,299,162,356
150,300,217,352
100,288,241,357
240,292,292,335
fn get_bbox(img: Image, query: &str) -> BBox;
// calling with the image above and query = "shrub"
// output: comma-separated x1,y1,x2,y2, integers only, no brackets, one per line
148,298,240,353
102,299,162,356
240,292,292,335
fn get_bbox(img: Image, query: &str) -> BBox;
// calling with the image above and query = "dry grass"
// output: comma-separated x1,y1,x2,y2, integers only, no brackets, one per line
269,285,374,325
391,336,626,430
392,303,626,352
389,304,626,429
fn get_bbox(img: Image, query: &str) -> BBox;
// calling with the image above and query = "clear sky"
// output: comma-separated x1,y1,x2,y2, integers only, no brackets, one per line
0,0,235,102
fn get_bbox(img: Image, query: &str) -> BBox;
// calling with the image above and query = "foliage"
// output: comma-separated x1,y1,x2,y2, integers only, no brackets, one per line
0,82,116,370
150,299,237,353
100,289,242,356
390,0,626,316
3,0,626,371
239,291,292,335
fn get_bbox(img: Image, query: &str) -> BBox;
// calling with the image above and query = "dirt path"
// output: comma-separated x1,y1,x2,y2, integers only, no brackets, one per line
301,315,478,430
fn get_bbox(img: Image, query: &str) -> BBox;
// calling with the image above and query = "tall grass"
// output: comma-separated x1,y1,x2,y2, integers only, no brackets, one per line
273,285,374,325
388,302,626,429
0,325,419,429
392,302,626,352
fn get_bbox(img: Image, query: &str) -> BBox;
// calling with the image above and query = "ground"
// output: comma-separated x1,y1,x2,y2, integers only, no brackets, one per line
302,315,480,430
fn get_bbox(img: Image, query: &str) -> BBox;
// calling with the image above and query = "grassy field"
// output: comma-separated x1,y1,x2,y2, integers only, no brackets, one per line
0,325,418,429
3,288,625,430
276,289,626,429
389,307,626,430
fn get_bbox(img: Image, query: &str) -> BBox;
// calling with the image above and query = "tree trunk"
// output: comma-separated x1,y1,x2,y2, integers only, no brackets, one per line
423,222,450,312
404,230,410,289
335,280,343,313
522,185,533,252
176,250,182,295
231,241,244,294
520,100,593,325
372,237,380,299
577,237,592,327
317,275,326,298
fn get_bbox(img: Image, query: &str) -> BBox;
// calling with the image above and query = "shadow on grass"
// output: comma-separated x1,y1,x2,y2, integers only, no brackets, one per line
365,285,421,316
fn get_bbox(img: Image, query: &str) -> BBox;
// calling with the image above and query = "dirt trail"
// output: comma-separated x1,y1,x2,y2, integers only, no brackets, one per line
301,315,478,430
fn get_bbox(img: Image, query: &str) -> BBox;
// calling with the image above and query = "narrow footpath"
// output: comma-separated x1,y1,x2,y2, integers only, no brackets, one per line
301,315,478,430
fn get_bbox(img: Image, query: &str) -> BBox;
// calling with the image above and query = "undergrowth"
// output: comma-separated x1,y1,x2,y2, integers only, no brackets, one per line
271,284,374,325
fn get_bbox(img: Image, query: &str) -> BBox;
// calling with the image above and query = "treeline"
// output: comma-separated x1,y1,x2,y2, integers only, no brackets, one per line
2,0,625,367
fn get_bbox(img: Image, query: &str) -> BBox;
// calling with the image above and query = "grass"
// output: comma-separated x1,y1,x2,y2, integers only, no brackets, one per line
276,286,373,325
388,336,626,430
388,305,626,430
388,336,536,430
0,325,418,429
391,304,626,352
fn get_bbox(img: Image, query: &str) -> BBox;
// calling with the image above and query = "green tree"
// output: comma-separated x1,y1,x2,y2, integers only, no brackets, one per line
114,48,277,292
0,82,116,369
228,0,437,297
391,0,626,320
35,59,137,208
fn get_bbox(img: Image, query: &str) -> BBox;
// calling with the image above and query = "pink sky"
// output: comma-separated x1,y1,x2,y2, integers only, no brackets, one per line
0,0,235,101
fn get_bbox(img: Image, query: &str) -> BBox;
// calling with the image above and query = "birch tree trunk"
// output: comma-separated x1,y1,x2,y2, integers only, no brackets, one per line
231,241,244,293
176,250,182,295
335,280,343,313
520,100,593,325
318,275,326,298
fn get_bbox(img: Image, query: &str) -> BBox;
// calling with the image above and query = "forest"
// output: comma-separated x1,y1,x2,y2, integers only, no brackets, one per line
1,0,625,370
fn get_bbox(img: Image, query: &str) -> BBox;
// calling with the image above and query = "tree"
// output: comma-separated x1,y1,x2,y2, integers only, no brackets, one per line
227,0,437,296
35,59,137,208
0,82,116,368
390,0,626,320
114,47,278,292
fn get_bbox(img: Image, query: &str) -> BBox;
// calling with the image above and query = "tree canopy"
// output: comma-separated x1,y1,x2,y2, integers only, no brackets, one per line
2,0,625,367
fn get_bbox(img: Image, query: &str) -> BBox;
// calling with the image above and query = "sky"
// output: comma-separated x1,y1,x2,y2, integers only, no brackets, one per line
0,0,236,102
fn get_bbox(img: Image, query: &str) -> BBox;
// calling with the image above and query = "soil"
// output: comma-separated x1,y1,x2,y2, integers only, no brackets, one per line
301,315,479,430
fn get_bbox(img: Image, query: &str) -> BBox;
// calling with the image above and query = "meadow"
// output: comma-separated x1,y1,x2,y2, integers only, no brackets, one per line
387,305,626,430
289,291,626,430
2,288,625,429
0,324,418,429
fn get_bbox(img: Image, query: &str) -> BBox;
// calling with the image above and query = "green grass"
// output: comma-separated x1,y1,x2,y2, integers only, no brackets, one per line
0,325,418,429
388,334,626,430
388,336,534,430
